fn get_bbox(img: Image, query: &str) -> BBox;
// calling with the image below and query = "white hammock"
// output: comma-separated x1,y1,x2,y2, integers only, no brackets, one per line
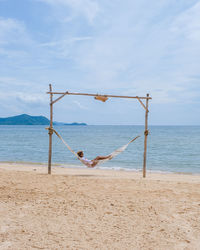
48,128,140,167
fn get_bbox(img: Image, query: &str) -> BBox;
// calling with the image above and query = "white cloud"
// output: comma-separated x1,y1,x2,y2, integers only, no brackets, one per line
39,36,92,58
0,17,27,44
0,0,200,124
40,36,92,47
0,77,47,105
0,90,47,105
171,2,200,41
0,77,44,89
63,1,200,105
40,0,99,23
0,17,36,66
16,92,47,104
73,100,89,110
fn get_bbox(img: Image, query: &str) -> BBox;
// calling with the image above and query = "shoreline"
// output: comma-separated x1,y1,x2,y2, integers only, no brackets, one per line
0,161,200,176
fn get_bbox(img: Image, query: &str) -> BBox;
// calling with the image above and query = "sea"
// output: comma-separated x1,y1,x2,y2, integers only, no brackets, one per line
0,125,200,174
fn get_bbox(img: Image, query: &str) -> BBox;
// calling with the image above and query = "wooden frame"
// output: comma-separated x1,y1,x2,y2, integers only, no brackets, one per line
47,84,152,177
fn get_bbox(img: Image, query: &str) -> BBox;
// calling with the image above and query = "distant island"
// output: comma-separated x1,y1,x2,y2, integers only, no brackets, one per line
0,114,87,126
54,121,87,126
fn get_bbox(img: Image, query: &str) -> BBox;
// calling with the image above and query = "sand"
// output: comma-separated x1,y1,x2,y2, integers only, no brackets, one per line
0,163,200,250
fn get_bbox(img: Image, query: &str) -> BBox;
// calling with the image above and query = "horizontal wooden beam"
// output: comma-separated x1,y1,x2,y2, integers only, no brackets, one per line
47,91,152,100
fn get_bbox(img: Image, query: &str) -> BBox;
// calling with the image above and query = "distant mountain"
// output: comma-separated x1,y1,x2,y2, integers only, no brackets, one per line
0,114,87,125
64,122,87,126
0,114,50,125
54,122,87,126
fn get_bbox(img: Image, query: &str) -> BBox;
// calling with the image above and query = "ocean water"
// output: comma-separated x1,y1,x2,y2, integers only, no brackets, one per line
0,125,199,173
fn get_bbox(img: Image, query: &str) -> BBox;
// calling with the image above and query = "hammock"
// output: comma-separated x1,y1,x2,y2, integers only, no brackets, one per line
47,128,140,167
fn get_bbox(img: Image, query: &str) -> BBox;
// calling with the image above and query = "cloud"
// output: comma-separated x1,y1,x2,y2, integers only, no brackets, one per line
0,17,36,67
62,1,200,105
0,0,200,124
40,36,92,47
16,92,47,105
0,90,47,105
73,100,89,110
171,2,200,41
0,91,48,117
0,17,29,45
0,77,47,105
40,0,99,24
39,36,93,59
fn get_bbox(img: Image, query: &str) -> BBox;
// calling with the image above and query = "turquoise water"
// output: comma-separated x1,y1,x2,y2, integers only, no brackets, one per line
0,125,200,173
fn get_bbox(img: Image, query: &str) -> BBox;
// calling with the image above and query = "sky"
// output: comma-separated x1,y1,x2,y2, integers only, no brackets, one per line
0,0,200,125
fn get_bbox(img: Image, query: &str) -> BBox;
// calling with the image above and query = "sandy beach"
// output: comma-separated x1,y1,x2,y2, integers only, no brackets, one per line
0,163,200,250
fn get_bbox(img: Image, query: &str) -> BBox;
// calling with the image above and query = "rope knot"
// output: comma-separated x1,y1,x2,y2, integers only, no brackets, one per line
144,130,149,136
46,127,54,135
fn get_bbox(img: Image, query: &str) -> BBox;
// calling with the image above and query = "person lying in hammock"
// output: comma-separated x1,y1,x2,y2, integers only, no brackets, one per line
77,151,112,168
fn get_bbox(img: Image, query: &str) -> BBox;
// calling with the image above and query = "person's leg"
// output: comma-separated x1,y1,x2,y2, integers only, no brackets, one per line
94,155,111,161
91,160,98,167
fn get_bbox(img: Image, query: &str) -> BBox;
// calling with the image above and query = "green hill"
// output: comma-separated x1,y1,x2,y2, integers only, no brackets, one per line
0,114,87,125
0,114,50,125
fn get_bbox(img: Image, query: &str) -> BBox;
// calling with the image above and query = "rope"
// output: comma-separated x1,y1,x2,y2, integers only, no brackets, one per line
46,127,141,166
46,127,79,159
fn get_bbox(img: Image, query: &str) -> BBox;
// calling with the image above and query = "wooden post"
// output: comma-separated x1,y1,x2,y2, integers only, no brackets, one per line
48,84,53,174
143,93,149,178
